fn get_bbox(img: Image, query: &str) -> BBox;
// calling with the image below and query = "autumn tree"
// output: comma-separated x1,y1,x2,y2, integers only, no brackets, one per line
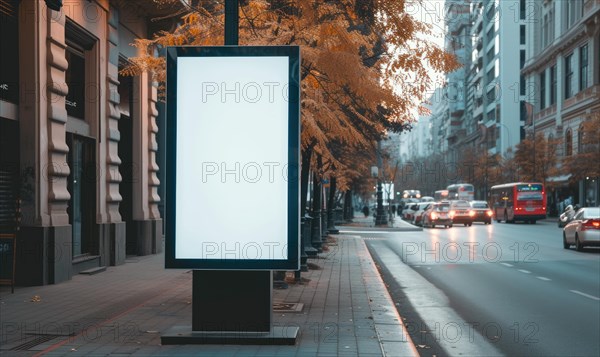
123,0,458,216
565,113,600,183
497,149,520,184
460,146,502,199
514,132,560,186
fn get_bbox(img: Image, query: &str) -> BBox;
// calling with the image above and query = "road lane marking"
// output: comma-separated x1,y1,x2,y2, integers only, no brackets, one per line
517,269,531,274
570,290,600,301
339,230,392,234
500,263,513,267
536,277,551,281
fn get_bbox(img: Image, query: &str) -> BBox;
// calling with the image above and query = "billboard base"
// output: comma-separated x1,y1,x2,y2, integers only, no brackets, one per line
160,325,299,345
160,270,298,345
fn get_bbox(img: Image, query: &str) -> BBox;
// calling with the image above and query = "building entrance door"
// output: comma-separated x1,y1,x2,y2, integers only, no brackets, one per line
67,134,95,258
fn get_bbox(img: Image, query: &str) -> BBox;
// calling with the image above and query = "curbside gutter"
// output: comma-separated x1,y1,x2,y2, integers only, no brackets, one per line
353,236,420,357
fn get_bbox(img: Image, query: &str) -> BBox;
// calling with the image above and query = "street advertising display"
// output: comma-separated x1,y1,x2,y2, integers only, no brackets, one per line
165,46,300,270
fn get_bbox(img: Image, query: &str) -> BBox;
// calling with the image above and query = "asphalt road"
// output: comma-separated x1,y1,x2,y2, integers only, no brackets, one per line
349,219,600,356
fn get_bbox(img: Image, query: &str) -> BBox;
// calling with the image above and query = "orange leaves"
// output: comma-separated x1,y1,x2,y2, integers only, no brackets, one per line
121,0,458,186
306,75,320,89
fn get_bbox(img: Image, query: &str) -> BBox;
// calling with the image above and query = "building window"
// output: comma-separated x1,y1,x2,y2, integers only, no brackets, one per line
486,27,494,43
520,25,525,45
577,124,584,154
565,53,574,99
565,128,573,156
520,0,526,20
542,14,548,47
486,68,495,83
520,75,526,95
540,71,546,109
65,21,95,120
550,65,557,105
65,48,86,119
0,0,19,103
487,108,496,122
520,50,526,69
486,46,495,63
549,5,555,42
566,0,583,29
580,44,588,90
542,1,556,48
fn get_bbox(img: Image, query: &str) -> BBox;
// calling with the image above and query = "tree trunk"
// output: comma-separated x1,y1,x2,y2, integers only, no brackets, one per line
300,145,313,218
327,176,337,229
343,189,353,220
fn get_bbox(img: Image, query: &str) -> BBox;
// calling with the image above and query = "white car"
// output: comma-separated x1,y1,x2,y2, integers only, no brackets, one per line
563,207,600,251
402,202,419,221
411,202,433,226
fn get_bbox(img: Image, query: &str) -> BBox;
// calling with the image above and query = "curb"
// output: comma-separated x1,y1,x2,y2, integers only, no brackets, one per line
350,235,419,357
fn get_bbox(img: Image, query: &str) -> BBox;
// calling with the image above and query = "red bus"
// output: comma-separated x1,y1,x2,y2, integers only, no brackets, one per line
489,182,547,223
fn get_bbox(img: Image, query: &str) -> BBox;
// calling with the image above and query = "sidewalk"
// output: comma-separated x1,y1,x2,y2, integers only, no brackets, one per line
341,213,422,232
0,231,417,356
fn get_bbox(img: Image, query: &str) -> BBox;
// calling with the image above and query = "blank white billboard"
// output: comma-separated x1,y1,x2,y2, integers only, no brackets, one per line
176,56,289,260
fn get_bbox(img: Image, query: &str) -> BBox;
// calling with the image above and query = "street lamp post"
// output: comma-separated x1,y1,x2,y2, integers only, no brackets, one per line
374,140,388,226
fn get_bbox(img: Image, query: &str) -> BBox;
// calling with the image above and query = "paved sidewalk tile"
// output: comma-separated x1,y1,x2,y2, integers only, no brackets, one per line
0,234,416,357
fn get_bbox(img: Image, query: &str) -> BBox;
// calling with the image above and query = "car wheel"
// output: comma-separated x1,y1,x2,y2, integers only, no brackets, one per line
531,220,536,224
448,224,453,228
468,223,473,227
563,233,570,249
575,235,584,252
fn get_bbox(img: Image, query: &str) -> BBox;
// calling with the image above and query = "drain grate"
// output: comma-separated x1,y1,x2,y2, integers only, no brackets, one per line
273,302,304,313
10,335,59,351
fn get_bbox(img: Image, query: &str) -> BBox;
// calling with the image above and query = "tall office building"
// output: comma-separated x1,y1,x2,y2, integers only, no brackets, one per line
469,0,528,157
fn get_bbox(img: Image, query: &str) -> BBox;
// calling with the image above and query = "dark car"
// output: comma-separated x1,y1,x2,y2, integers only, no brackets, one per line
422,202,453,228
449,200,474,226
470,200,493,224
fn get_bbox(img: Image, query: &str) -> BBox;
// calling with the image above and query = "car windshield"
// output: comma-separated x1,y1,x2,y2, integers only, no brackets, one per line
434,204,450,212
451,201,470,208
582,207,600,219
471,202,488,208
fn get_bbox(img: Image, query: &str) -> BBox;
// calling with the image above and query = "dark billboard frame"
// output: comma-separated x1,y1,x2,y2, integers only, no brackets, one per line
165,46,300,270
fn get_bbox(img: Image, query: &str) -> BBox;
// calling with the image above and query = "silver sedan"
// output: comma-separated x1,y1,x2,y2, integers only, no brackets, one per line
563,207,600,251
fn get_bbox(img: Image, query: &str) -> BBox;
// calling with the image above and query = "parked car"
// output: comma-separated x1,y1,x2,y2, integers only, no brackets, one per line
470,200,493,224
558,204,576,228
422,202,453,228
402,202,420,221
449,200,474,226
411,202,433,226
563,207,600,251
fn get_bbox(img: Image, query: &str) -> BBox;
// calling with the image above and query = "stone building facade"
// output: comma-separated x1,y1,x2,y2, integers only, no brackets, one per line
0,0,175,285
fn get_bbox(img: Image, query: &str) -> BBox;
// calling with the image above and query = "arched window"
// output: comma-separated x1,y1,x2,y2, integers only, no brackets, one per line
577,124,584,154
565,128,573,156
